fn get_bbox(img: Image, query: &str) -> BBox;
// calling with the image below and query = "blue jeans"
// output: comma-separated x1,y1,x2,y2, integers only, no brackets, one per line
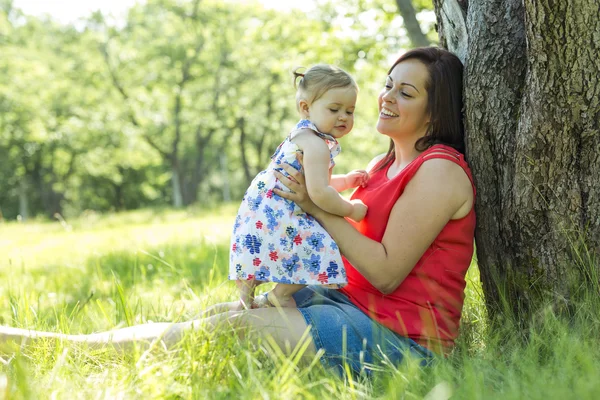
293,286,436,376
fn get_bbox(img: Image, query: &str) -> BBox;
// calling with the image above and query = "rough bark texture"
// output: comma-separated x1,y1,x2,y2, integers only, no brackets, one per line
508,0,600,311
434,0,600,319
432,0,468,62
464,0,528,315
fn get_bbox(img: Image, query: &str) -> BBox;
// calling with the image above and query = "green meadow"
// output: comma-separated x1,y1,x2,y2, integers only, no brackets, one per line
1,207,599,399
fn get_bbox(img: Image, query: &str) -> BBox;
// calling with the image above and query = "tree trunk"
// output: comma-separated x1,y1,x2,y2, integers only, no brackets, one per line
433,0,600,320
220,153,231,202
171,158,183,208
237,117,254,186
18,177,29,221
395,0,430,48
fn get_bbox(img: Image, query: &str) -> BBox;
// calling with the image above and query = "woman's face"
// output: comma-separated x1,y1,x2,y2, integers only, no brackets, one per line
377,59,430,140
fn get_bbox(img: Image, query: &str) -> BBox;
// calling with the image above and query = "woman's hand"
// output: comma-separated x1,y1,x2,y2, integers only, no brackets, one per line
273,157,322,217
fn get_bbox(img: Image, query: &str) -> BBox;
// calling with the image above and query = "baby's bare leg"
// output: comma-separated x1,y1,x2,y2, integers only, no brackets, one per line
236,278,257,309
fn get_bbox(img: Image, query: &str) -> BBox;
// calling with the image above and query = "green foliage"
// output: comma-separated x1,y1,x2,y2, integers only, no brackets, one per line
0,0,420,219
2,209,600,398
413,0,434,12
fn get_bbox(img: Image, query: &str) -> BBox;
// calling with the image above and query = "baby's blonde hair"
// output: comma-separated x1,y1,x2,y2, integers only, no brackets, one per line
293,64,358,110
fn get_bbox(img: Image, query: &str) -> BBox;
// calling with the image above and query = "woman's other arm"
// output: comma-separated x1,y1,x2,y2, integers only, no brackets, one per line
274,156,473,294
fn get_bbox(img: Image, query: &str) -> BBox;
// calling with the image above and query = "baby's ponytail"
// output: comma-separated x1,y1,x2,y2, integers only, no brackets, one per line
293,67,306,89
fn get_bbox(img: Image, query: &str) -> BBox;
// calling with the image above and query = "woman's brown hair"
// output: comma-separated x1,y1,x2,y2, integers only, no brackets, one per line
374,47,464,172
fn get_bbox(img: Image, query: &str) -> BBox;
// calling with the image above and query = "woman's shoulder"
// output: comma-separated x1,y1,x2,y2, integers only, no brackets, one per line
366,153,387,172
418,145,473,187
420,144,464,160
411,148,474,219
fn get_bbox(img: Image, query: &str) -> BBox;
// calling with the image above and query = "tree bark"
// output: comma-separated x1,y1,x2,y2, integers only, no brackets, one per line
238,117,254,186
171,165,183,209
18,177,29,221
432,0,468,62
433,0,600,320
220,153,231,202
395,0,431,48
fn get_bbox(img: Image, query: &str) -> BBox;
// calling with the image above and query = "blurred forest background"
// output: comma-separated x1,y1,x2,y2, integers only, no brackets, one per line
0,0,436,221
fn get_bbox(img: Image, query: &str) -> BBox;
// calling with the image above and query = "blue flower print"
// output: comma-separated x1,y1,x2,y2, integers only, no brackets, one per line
285,226,297,239
330,241,339,251
233,215,242,232
279,238,288,247
327,261,340,278
233,238,242,255
272,189,283,202
257,181,266,190
306,233,325,252
282,255,300,277
302,254,321,274
244,234,262,254
285,198,296,213
263,205,278,230
289,157,302,172
255,266,271,281
297,119,311,129
268,243,275,251
234,264,246,279
247,195,263,211
298,278,307,284
272,276,292,284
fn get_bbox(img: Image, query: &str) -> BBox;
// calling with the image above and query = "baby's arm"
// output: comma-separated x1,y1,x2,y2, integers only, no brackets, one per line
292,130,367,222
330,170,369,192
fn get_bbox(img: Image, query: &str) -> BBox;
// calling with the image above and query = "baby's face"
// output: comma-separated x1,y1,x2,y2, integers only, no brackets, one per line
308,86,357,138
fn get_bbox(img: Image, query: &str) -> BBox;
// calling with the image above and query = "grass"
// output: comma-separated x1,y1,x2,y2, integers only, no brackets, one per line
1,205,599,399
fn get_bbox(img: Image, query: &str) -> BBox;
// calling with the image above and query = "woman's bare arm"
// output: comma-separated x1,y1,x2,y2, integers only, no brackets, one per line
273,157,473,294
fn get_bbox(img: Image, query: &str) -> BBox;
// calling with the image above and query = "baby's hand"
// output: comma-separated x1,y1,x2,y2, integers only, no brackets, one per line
345,170,370,188
349,199,368,222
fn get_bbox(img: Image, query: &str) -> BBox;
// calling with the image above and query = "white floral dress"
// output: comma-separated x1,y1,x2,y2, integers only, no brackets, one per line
229,120,347,287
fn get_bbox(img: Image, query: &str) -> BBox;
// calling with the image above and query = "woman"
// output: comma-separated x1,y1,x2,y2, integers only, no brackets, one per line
0,47,475,375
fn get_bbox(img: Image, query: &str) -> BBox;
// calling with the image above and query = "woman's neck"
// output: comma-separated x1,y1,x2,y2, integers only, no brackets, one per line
388,138,423,177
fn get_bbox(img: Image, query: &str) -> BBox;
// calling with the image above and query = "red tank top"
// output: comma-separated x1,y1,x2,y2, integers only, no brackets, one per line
340,144,476,353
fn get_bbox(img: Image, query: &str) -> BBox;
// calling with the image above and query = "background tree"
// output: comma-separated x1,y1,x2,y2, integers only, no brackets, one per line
98,0,221,208
433,0,600,321
0,0,437,219
395,0,431,47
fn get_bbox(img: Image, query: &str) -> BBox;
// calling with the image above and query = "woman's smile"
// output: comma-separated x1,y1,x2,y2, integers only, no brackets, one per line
380,107,399,118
